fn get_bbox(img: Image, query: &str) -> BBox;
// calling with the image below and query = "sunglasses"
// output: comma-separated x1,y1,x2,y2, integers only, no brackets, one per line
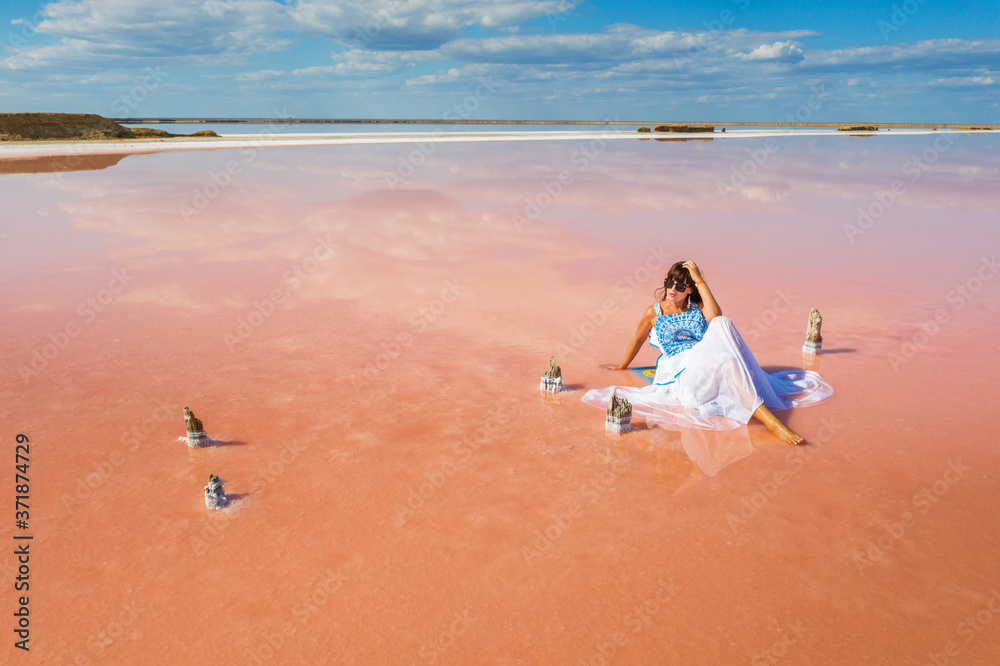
664,278,692,292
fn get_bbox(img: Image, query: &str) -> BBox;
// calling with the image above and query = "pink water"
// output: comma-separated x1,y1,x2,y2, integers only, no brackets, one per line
2,134,999,664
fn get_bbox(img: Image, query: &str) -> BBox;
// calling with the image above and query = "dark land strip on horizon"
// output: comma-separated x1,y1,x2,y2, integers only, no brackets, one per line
113,118,997,130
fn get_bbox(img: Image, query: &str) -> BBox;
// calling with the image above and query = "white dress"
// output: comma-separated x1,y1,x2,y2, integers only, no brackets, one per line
582,304,833,430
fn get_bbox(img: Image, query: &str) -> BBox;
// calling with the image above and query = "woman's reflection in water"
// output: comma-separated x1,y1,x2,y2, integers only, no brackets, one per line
611,422,788,495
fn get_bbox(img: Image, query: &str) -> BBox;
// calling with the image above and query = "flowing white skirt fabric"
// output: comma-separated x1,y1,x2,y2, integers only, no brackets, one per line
582,316,833,431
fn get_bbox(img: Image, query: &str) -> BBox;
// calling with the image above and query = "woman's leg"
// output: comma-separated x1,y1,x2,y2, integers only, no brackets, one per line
752,404,803,445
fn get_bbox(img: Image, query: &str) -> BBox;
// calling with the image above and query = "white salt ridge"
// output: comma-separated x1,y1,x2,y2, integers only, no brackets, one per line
605,413,633,434
179,431,212,448
540,375,563,393
0,128,993,160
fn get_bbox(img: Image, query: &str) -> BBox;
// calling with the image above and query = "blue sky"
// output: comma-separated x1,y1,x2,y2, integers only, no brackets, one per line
1,0,997,122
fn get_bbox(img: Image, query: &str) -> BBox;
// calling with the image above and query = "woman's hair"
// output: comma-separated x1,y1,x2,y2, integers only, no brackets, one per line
654,261,704,306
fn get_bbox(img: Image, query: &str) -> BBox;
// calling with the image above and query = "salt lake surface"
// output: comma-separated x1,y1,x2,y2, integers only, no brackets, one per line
1,132,999,664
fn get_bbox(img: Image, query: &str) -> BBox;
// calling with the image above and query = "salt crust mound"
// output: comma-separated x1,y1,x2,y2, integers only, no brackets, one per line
0,113,218,141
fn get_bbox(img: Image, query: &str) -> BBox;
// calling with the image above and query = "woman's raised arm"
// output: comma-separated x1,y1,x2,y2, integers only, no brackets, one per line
683,261,722,322
601,305,657,370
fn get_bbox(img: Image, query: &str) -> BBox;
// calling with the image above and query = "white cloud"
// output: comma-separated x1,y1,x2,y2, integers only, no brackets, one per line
237,50,416,88
290,0,568,50
293,61,397,77
3,0,290,70
799,38,1000,72
427,25,818,66
929,75,997,87
738,41,805,63
236,69,287,83
388,30,1000,118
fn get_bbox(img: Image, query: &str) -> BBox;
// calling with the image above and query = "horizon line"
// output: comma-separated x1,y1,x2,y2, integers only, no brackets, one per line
110,118,997,129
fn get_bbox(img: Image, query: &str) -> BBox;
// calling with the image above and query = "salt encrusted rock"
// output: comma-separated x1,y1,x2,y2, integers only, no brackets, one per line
606,394,633,434
540,357,563,393
205,474,228,510
184,406,211,447
652,124,715,133
803,308,823,355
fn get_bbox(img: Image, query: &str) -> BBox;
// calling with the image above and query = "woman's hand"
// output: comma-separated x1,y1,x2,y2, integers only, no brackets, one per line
600,363,628,370
684,260,722,320
683,260,703,284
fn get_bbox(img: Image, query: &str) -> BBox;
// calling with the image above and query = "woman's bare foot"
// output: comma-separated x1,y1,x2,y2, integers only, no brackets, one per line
752,405,804,445
767,420,804,445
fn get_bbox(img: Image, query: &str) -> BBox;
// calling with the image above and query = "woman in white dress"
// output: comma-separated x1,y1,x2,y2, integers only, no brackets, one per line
582,261,832,444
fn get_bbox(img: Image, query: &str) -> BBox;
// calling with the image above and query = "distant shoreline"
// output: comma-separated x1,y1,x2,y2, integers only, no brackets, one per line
3,113,996,153
115,117,997,130
1,126,996,163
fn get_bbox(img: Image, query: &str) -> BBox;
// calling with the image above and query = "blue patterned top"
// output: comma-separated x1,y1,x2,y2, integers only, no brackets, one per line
652,303,707,357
